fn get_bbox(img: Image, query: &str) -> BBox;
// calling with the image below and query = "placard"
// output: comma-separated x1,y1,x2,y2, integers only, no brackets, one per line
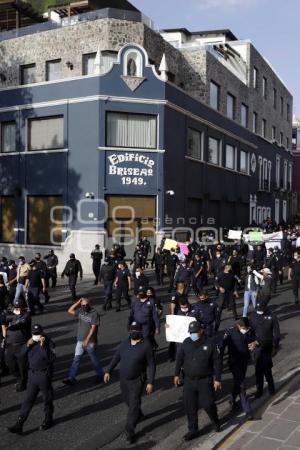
165,315,196,343
228,230,242,240
163,238,178,251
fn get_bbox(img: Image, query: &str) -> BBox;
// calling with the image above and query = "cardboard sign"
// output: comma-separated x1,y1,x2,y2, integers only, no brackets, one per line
248,231,264,242
178,242,189,255
165,315,196,343
265,241,282,250
163,238,178,251
263,231,283,242
228,230,242,240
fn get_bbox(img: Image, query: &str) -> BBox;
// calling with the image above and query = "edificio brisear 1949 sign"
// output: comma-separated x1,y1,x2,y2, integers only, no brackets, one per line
107,152,156,187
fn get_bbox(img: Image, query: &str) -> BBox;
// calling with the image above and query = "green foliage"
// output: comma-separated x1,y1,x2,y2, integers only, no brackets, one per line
23,0,72,14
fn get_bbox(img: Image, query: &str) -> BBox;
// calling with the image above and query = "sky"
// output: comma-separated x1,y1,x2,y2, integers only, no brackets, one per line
132,0,300,116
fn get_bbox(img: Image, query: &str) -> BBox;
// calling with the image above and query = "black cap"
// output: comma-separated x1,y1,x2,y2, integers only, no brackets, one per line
118,260,125,265
138,286,147,296
32,324,43,335
188,321,202,333
69,253,75,258
13,298,26,308
179,296,189,306
237,317,250,328
8,260,15,265
18,256,25,261
129,322,142,332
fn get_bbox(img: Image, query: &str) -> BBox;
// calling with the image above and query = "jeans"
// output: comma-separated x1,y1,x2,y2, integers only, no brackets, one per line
14,283,26,301
243,290,257,317
68,341,103,380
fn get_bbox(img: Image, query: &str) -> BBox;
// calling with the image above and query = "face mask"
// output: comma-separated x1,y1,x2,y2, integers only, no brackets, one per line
130,331,143,341
240,329,248,335
81,304,91,313
140,297,147,303
13,309,21,315
257,311,264,315
181,307,189,313
32,335,41,342
190,333,200,342
136,272,141,278
19,260,24,265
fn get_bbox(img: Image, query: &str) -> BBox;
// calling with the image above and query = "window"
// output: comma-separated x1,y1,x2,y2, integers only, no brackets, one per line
241,103,248,128
262,77,267,99
253,67,258,89
225,144,236,170
280,132,283,145
46,59,62,82
106,112,157,149
82,52,96,76
283,200,287,222
276,156,280,188
273,88,277,108
288,163,292,190
187,128,203,160
280,96,284,116
286,137,289,150
283,160,288,190
262,119,267,138
102,51,118,73
20,63,36,85
252,112,257,133
27,196,63,245
263,159,268,190
28,116,64,151
208,137,221,165
0,196,16,243
1,121,16,153
210,81,220,110
287,103,290,122
226,93,235,119
272,126,276,141
240,150,248,173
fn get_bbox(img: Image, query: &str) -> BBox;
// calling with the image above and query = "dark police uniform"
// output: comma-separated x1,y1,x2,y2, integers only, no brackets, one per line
249,307,280,396
151,251,165,285
264,253,279,294
115,267,131,310
220,327,255,415
218,271,238,320
106,337,156,435
44,252,58,287
166,252,179,292
174,264,192,293
128,297,160,341
133,273,149,296
192,299,221,337
175,335,221,434
191,258,204,295
100,262,116,310
289,258,300,303
35,259,50,303
61,257,83,302
2,308,31,390
91,247,103,284
19,334,55,426
27,269,44,314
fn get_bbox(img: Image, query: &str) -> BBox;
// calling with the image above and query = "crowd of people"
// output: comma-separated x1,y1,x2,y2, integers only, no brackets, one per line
1,228,300,445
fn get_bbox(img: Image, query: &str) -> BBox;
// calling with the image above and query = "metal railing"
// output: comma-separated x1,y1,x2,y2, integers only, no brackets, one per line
0,7,155,41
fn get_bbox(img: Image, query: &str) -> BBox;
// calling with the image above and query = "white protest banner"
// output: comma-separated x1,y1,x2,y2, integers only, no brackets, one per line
263,231,283,242
265,241,282,250
228,230,242,240
165,315,195,343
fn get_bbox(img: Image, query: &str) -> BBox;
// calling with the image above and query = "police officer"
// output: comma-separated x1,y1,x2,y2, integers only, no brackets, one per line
8,324,55,435
133,267,149,295
25,260,46,315
139,236,151,269
100,258,116,311
91,244,103,285
220,318,255,419
253,267,273,304
35,253,50,303
264,248,279,294
104,322,156,444
174,260,192,293
166,248,179,293
248,299,280,398
192,290,221,337
1,298,31,391
274,246,284,286
128,287,160,347
61,253,83,302
174,321,222,441
288,250,300,304
44,249,58,288
7,260,18,305
211,250,227,293
114,261,131,312
151,247,165,285
131,245,144,274
218,264,239,321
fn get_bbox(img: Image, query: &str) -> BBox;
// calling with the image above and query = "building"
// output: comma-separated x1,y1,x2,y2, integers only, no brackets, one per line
292,115,300,217
0,0,294,268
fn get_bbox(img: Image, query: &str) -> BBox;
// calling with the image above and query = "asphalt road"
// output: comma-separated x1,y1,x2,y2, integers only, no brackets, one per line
1,274,300,450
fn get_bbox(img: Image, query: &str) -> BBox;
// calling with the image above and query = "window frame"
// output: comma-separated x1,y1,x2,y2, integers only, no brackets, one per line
253,67,258,89
46,59,62,82
262,76,267,99
210,80,220,111
1,120,17,153
262,118,267,138
0,196,16,243
26,195,63,245
226,92,235,120
225,143,236,170
20,63,36,85
252,111,257,133
187,127,204,161
105,111,158,150
27,115,64,152
208,136,222,166
82,52,97,76
241,103,248,128
273,88,277,108
240,150,249,174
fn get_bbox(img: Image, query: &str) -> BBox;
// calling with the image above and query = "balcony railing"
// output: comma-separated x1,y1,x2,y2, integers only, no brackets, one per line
0,7,155,41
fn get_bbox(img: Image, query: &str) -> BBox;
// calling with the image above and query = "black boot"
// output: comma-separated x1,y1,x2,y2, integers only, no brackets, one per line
39,415,53,431
8,417,24,435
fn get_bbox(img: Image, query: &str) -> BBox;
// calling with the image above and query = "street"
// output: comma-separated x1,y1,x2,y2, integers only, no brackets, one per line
1,274,300,450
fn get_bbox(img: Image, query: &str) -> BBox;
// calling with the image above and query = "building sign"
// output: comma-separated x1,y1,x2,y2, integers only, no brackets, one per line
105,151,158,192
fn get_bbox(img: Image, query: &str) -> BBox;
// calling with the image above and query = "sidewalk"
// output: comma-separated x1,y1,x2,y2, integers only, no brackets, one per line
219,376,300,450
